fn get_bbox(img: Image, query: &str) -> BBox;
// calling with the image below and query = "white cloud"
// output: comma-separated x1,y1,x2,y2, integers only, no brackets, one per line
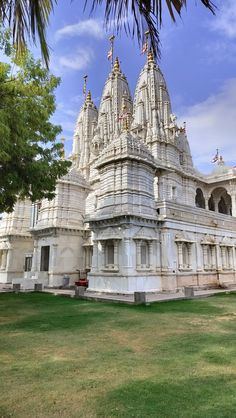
178,79,236,171
203,40,236,64
55,19,105,41
53,47,94,72
210,0,236,38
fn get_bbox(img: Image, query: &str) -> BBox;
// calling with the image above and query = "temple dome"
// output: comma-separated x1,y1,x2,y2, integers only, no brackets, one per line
95,130,157,169
61,167,89,188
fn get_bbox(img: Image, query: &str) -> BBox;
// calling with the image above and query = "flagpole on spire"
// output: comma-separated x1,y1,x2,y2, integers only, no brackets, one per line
107,35,115,68
141,30,149,56
211,148,219,163
83,75,88,101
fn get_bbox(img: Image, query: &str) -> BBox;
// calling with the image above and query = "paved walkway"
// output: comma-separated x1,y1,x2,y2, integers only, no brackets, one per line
1,283,236,304
43,286,236,304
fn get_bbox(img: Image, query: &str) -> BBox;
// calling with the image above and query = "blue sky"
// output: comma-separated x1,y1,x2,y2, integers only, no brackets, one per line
43,0,236,173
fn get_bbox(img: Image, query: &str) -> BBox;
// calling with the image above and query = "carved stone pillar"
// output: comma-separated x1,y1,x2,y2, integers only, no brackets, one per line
221,246,226,269
114,240,119,269
91,241,98,272
202,245,208,269
211,246,216,270
177,242,183,270
187,243,192,268
231,193,236,217
6,248,12,270
136,241,141,270
31,243,38,273
1,250,7,270
50,244,58,272
228,247,233,269
216,245,222,271
148,241,153,269
100,241,105,269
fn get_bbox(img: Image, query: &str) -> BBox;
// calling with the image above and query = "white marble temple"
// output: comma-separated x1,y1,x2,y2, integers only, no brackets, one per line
1,53,236,292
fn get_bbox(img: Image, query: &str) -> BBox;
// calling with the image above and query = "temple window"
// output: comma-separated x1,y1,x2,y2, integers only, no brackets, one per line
31,202,41,227
24,255,32,272
176,241,192,270
220,246,233,270
136,240,152,270
171,186,177,201
102,240,119,271
208,187,232,215
40,246,50,272
202,244,216,270
106,242,114,266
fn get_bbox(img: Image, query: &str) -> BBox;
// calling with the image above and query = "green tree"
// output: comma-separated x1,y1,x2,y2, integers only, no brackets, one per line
0,43,71,213
0,1,216,65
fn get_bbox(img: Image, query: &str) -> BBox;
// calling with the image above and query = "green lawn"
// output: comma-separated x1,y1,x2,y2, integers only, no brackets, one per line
1,293,236,418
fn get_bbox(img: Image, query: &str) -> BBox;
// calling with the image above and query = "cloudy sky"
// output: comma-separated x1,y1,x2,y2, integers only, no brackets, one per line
43,0,236,173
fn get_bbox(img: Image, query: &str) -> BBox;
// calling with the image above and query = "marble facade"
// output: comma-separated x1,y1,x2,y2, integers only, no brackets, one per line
1,52,236,293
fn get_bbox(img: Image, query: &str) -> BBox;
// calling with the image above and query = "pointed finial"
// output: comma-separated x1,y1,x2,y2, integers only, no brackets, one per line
86,90,91,103
113,57,120,73
148,49,154,64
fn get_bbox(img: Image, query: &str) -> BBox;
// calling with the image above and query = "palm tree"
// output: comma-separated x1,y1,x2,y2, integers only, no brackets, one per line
0,0,55,66
0,0,215,65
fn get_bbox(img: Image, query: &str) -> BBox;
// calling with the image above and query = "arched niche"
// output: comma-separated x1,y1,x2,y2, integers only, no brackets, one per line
195,188,205,209
209,187,232,215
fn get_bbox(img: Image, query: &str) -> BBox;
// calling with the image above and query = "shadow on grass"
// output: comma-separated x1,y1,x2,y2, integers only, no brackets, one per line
0,293,111,333
96,375,236,418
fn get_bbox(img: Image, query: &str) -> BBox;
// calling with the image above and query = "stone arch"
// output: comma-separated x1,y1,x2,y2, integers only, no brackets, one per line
208,187,232,215
195,188,205,209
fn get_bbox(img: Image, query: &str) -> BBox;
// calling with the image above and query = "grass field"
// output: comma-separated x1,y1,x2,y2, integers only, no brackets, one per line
1,292,236,417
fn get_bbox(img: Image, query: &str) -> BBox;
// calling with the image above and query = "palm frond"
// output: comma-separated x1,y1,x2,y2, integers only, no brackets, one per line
0,0,56,67
86,0,216,58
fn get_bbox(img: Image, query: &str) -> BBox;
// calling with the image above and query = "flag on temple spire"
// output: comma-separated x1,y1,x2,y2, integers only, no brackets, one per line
211,149,219,163
107,35,115,65
141,30,149,55
107,47,112,60
141,41,148,55
83,75,88,99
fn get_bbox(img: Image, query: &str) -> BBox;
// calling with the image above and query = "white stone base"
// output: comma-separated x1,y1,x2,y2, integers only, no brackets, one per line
87,273,162,294
11,277,49,290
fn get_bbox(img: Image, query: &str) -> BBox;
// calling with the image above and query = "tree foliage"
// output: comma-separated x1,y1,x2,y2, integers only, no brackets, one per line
0,1,216,64
0,38,70,213
0,0,55,67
